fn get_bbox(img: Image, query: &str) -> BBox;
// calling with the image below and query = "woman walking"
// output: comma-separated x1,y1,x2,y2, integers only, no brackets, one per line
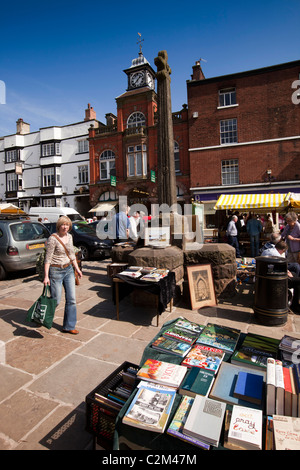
43,216,82,334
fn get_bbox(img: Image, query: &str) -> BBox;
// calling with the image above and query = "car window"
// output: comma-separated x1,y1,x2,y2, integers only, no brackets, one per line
10,222,48,241
72,223,96,234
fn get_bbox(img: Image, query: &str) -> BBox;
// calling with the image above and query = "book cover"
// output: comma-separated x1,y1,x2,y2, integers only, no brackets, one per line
174,318,205,335
179,367,215,398
273,415,300,450
283,367,292,417
122,383,176,433
182,395,226,447
233,371,263,405
196,323,240,353
137,359,187,389
167,396,210,450
209,362,266,409
231,333,280,370
181,344,224,373
227,405,263,450
151,336,192,358
289,367,298,417
163,325,199,345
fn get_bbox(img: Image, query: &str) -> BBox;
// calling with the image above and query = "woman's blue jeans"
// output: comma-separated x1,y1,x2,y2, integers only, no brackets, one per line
49,264,77,331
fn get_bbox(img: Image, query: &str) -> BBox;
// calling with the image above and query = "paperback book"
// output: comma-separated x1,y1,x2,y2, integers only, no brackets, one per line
226,405,263,450
151,336,192,358
163,325,199,345
231,333,280,370
137,358,187,389
167,396,210,450
273,415,300,450
122,382,176,433
173,318,205,335
196,323,240,353
179,367,215,398
181,344,224,373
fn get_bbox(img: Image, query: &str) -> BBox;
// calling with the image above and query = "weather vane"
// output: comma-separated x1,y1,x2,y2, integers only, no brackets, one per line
137,32,144,54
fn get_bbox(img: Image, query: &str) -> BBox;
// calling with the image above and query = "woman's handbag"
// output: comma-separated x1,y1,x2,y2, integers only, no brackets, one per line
52,234,80,285
26,285,57,329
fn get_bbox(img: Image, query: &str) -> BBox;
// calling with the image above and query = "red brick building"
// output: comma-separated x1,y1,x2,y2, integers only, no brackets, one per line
88,50,190,214
187,60,300,231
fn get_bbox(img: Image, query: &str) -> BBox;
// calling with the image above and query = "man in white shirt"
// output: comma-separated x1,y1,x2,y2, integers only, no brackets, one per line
226,215,241,258
129,211,140,242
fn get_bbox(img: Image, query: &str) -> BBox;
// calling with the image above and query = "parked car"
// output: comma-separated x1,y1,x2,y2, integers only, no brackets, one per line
43,222,113,260
0,216,50,280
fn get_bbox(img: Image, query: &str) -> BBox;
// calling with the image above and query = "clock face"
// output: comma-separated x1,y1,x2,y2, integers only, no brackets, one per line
146,72,154,89
130,71,145,87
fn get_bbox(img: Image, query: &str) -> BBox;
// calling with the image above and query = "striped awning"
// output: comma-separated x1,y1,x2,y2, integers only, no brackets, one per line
214,193,290,210
289,193,300,208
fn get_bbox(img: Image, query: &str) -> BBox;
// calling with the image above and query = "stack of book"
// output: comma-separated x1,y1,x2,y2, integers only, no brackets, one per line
141,268,169,282
195,323,241,354
94,365,138,411
279,334,300,363
136,358,188,389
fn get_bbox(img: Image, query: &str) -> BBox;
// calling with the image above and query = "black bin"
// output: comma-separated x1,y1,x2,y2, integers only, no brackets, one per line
254,256,288,325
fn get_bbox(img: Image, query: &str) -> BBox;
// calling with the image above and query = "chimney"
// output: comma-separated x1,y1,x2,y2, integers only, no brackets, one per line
16,118,30,135
191,61,205,81
85,103,96,121
105,113,117,127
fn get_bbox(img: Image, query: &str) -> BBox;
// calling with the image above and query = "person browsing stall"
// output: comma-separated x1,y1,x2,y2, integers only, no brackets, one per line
43,216,82,334
281,212,300,263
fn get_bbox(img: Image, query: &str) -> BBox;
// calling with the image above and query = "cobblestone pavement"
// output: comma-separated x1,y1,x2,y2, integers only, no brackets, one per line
1,259,300,450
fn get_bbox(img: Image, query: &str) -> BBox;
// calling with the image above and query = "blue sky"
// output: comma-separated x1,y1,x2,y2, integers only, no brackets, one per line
0,0,299,136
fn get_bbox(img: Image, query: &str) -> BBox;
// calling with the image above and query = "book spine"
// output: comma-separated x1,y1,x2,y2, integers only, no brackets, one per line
266,358,276,416
275,360,284,415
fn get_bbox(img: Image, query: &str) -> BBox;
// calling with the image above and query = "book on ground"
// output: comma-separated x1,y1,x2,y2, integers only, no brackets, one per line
137,358,187,389
179,367,215,398
181,344,224,373
231,333,280,370
196,323,240,353
151,336,192,358
182,395,226,447
233,371,264,405
122,382,176,433
167,395,210,450
226,405,263,450
273,415,300,450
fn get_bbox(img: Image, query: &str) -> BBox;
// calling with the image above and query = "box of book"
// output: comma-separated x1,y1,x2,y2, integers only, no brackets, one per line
85,361,138,449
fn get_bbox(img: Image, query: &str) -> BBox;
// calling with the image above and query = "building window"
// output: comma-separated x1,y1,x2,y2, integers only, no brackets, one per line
174,141,180,173
78,139,89,153
42,167,61,187
41,142,61,157
127,112,146,128
219,88,236,107
220,118,238,144
100,150,115,180
221,159,239,185
6,173,18,191
5,149,20,163
99,191,117,201
127,145,147,177
78,165,89,184
43,199,56,207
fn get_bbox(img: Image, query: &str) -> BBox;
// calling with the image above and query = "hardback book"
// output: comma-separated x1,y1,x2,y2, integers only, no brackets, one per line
275,360,285,415
233,371,264,405
265,416,275,450
182,395,226,447
167,396,210,450
163,325,199,345
266,358,276,416
291,364,300,417
174,318,205,335
283,367,293,416
181,344,224,373
227,405,263,450
196,323,240,353
209,362,266,409
137,359,187,389
122,382,176,433
179,367,215,398
273,415,300,450
289,367,298,417
231,333,280,370
119,268,142,278
279,335,300,362
151,336,192,358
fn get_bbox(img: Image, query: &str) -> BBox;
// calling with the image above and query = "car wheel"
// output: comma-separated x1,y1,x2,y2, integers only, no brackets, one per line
0,263,7,281
77,244,89,260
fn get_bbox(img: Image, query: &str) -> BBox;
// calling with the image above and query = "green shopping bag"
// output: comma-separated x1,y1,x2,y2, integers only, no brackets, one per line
26,285,57,329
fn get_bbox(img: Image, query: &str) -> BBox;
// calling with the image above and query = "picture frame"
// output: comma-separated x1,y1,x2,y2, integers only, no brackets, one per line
144,226,170,248
187,264,216,310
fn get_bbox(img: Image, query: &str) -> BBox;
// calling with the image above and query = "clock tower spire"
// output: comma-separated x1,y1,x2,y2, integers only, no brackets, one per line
124,34,156,91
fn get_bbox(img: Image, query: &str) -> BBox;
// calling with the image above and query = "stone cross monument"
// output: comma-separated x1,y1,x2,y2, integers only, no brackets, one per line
154,50,177,208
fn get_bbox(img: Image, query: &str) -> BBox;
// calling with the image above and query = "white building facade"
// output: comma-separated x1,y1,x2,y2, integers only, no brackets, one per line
0,106,99,217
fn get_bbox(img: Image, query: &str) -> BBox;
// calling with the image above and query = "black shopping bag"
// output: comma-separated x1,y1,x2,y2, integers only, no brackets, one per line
26,285,57,329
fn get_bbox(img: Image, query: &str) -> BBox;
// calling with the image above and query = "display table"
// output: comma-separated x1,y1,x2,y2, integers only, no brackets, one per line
112,272,176,326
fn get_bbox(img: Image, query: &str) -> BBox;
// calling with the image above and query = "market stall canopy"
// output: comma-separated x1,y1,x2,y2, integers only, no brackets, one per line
289,193,300,208
214,193,290,211
89,201,117,214
0,203,26,215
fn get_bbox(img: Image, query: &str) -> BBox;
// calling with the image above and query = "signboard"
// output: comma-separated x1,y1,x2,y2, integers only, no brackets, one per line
110,175,116,187
151,170,156,182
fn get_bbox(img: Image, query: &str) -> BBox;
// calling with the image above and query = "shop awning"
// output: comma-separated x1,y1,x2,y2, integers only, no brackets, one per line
289,193,300,208
89,201,117,214
214,193,290,211
0,203,26,215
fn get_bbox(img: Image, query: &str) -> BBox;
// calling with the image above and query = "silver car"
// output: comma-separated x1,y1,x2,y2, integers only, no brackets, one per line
0,217,50,280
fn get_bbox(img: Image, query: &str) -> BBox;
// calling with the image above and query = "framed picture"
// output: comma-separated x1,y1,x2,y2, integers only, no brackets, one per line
144,226,170,248
187,264,216,310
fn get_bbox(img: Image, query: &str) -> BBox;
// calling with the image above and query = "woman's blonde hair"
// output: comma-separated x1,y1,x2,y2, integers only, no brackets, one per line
56,215,72,232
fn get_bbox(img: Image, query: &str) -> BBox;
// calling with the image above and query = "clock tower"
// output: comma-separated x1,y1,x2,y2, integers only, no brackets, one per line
124,41,156,91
